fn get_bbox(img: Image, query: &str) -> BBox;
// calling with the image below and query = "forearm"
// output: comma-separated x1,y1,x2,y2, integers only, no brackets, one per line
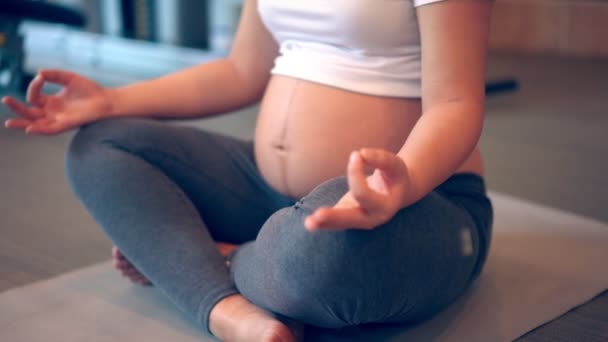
397,101,484,207
106,58,265,120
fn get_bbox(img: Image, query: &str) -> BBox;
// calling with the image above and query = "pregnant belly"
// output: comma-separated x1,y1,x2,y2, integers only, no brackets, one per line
253,76,423,198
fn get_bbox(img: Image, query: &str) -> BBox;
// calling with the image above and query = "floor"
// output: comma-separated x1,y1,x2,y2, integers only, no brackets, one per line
0,53,607,341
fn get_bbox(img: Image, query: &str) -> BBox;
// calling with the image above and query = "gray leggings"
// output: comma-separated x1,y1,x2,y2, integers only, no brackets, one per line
65,118,492,336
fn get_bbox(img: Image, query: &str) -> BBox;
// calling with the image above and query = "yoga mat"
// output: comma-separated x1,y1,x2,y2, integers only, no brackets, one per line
1,192,607,342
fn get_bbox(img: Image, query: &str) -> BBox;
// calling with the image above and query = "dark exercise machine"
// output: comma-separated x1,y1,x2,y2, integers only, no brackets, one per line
0,0,86,93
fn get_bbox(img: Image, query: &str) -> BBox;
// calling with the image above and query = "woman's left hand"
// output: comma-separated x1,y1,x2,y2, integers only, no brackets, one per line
305,148,411,231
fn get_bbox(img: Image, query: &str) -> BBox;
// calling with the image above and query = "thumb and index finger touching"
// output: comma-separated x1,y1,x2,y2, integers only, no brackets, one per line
2,69,76,127
26,69,76,104
3,68,75,106
358,148,406,179
347,148,405,207
306,149,405,231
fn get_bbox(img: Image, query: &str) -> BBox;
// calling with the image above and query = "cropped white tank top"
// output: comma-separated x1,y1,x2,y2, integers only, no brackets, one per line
257,0,445,98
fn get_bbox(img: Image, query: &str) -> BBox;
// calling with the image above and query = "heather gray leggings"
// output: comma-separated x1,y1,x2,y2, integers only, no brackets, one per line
65,118,493,336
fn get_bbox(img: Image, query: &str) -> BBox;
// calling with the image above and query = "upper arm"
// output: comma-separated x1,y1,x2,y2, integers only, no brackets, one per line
416,0,493,112
228,0,279,99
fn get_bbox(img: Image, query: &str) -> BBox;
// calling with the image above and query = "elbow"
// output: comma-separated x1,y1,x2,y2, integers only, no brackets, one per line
225,58,272,107
233,69,269,106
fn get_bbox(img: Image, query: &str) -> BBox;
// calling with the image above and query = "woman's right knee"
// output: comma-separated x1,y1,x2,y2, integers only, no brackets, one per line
68,118,146,154
65,118,149,189
67,117,165,162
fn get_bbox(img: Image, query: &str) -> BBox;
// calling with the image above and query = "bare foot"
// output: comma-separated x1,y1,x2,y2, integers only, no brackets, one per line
210,294,301,342
112,242,239,286
112,246,153,286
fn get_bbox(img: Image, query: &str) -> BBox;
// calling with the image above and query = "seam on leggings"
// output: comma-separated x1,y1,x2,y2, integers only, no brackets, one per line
103,139,276,213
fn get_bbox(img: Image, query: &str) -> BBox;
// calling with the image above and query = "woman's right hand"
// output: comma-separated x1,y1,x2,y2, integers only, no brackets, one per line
2,69,114,135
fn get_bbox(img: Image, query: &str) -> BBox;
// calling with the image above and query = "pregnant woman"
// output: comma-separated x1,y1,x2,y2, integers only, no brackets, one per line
3,0,493,341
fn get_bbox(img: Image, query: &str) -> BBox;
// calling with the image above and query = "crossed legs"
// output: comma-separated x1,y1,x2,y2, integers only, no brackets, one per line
66,118,484,339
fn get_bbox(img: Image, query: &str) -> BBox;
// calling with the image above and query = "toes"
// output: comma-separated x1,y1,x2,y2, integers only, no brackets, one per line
135,278,153,286
111,246,122,259
111,247,152,286
120,268,144,278
112,246,128,261
118,267,151,284
113,258,134,271
111,249,136,272
129,274,152,286
121,270,152,285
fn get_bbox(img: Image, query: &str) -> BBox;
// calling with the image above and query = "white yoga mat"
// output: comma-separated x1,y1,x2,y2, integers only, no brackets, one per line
1,192,607,342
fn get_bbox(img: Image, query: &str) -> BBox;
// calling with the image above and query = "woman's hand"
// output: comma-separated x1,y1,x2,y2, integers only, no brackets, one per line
305,148,411,231
2,69,113,135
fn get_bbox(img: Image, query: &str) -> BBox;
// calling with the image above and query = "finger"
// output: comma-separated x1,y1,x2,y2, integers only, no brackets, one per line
39,69,77,86
2,96,44,119
347,151,369,197
25,120,67,135
347,151,383,211
359,148,407,179
26,75,47,107
5,118,33,129
306,207,370,230
305,207,374,231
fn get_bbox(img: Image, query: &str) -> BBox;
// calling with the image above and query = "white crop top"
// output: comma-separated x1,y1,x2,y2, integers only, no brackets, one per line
258,0,445,98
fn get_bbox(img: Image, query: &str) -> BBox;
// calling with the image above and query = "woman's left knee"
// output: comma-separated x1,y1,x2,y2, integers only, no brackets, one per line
257,204,380,294
257,176,390,281
247,204,404,326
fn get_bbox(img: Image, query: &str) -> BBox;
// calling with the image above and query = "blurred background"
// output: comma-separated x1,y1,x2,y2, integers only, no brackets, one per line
1,1,607,341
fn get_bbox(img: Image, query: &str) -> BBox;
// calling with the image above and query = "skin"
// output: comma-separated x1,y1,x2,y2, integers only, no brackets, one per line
2,0,493,341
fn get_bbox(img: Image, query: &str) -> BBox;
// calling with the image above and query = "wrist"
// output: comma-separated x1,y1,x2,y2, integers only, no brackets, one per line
399,165,424,209
102,87,122,119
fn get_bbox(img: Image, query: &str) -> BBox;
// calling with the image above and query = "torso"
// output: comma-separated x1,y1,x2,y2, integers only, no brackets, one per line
254,76,484,199
254,0,483,199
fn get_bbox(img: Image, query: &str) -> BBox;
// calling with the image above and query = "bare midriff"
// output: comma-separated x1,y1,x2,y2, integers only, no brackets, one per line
254,75,483,199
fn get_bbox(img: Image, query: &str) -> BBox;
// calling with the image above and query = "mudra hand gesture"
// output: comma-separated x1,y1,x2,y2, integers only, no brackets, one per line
305,148,411,231
3,69,110,135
